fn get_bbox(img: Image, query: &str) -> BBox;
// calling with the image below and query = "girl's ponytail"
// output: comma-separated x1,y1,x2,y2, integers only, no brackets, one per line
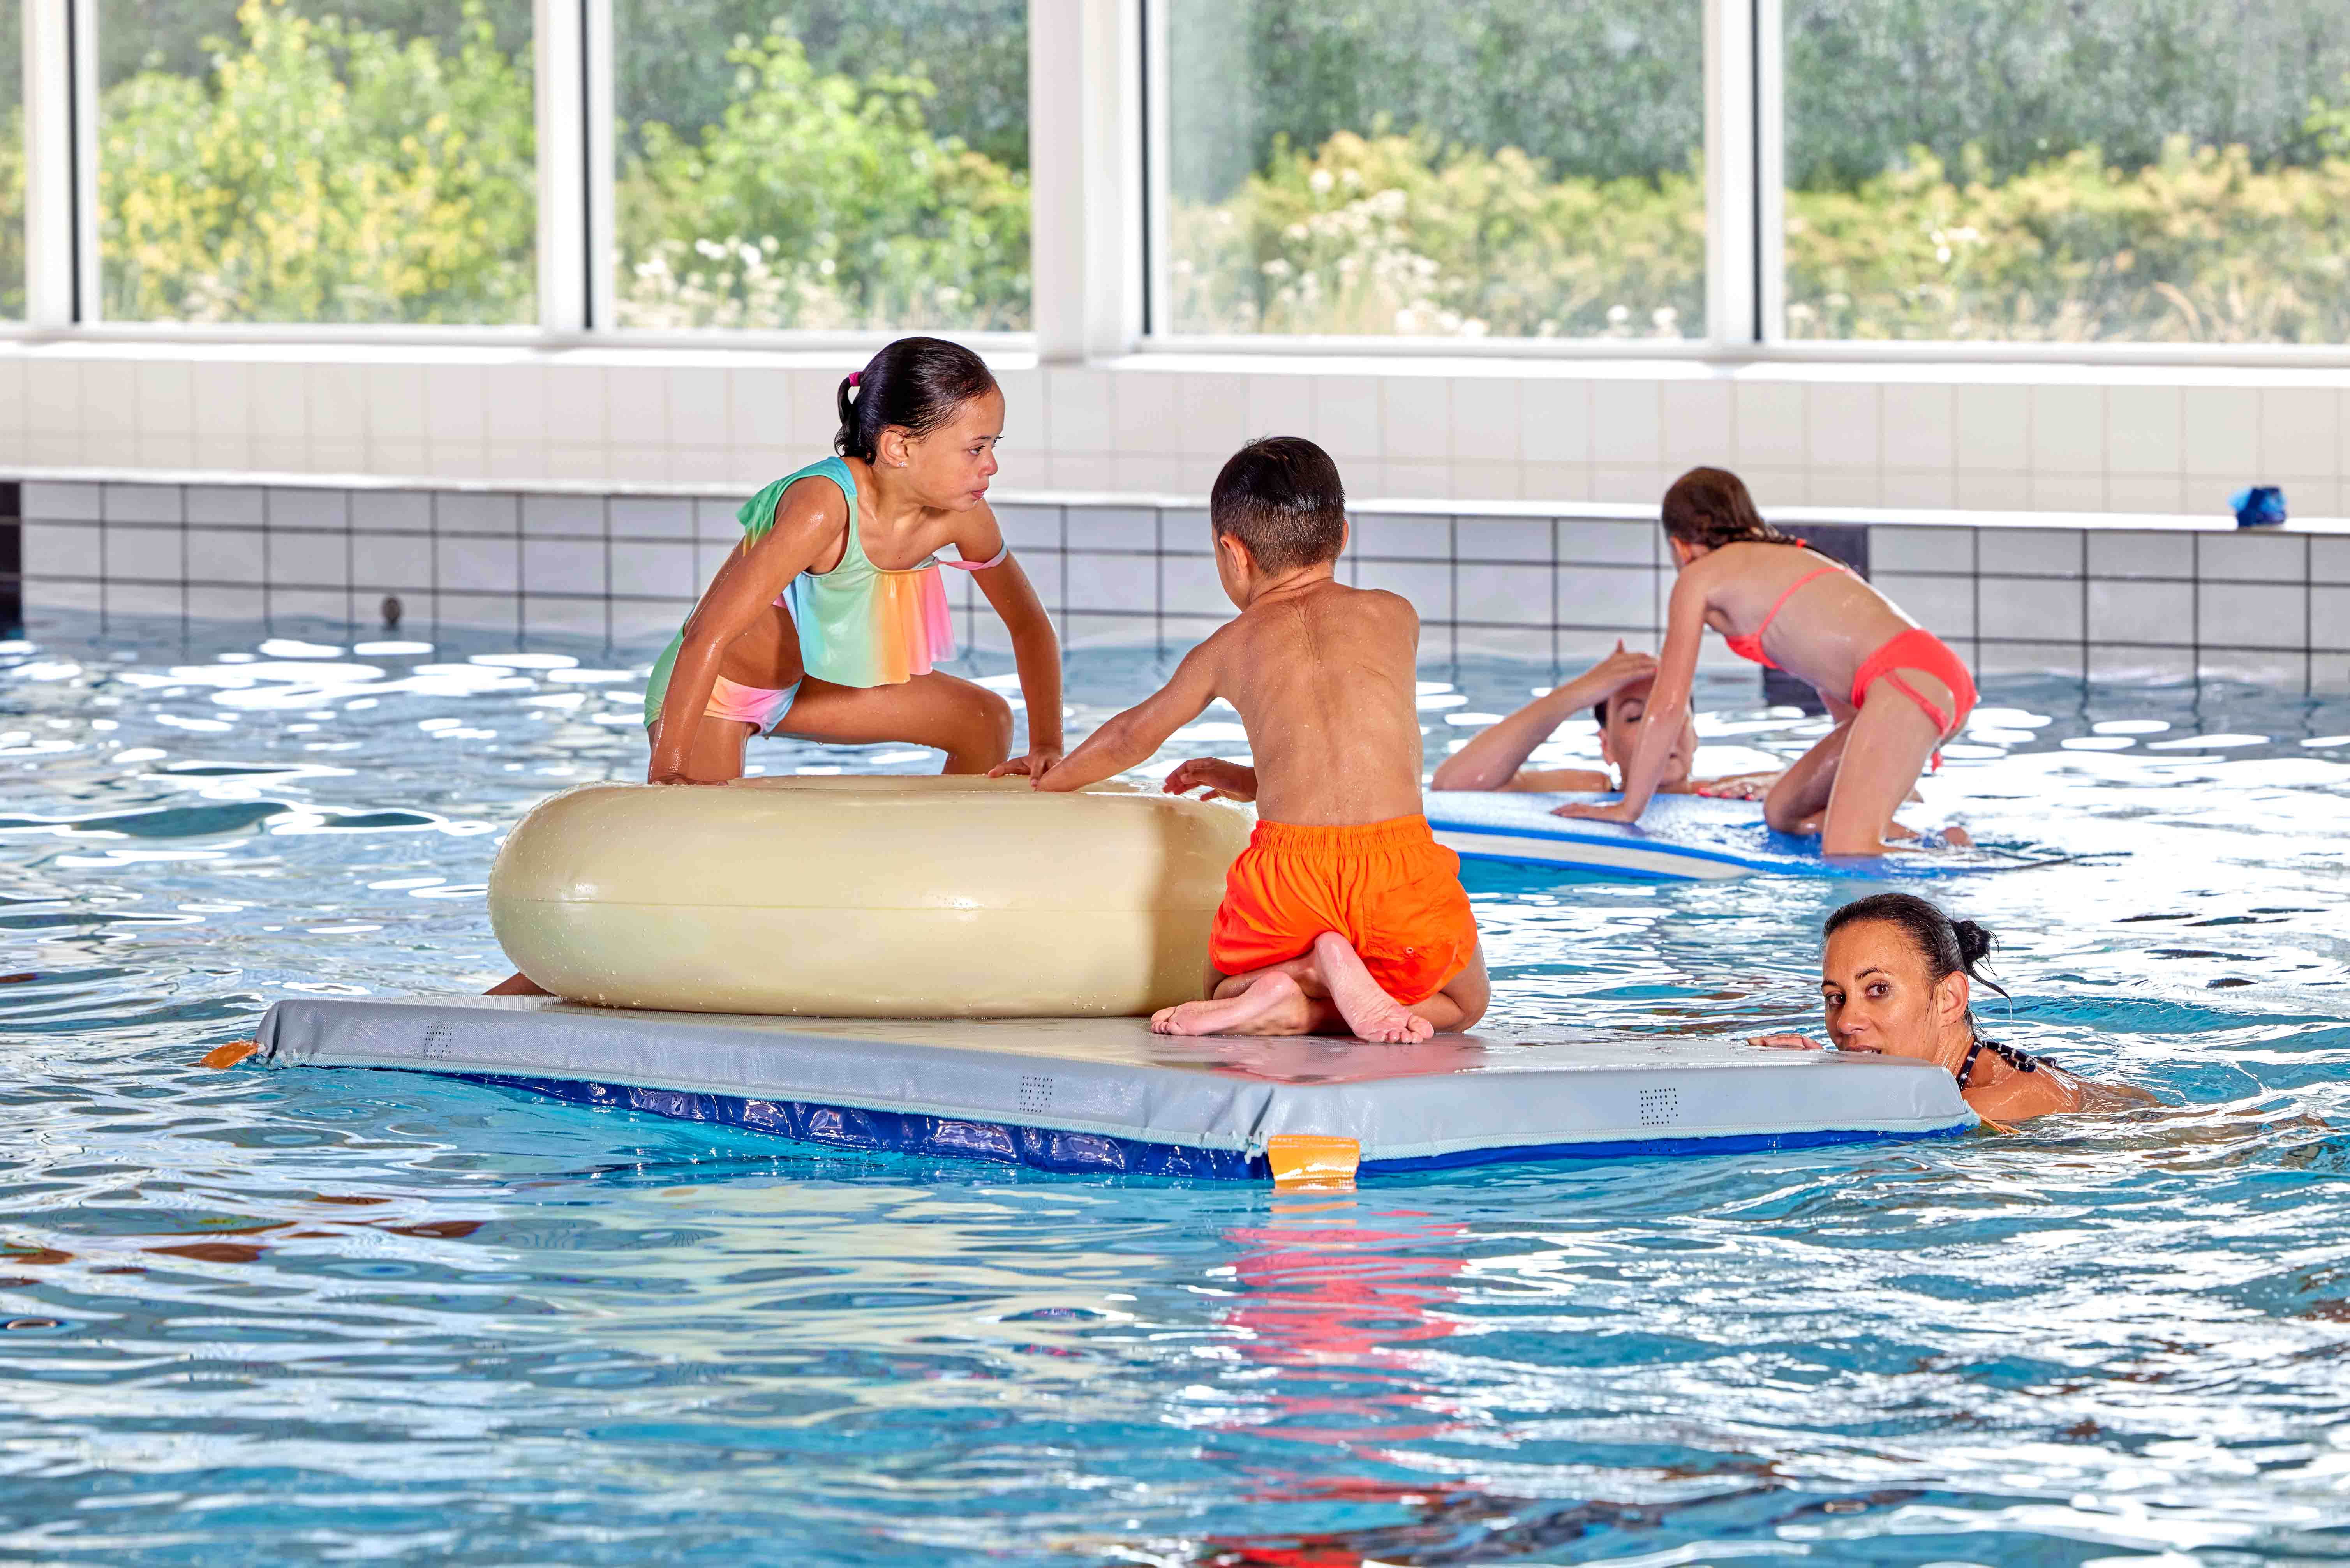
833,337,998,463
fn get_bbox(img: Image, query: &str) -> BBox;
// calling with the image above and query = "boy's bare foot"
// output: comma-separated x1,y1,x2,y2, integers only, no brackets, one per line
1151,970,1311,1036
1310,932,1432,1043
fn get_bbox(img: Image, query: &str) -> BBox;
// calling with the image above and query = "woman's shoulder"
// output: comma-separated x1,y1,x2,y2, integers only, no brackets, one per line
1964,1049,2087,1121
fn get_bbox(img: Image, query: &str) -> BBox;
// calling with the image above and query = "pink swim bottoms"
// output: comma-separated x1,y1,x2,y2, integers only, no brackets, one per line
700,676,799,735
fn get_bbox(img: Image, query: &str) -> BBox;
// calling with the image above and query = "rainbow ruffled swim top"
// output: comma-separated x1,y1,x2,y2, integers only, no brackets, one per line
742,455,1000,688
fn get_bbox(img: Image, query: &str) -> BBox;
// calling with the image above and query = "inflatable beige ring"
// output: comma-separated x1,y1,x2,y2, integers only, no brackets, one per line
488,776,1255,1016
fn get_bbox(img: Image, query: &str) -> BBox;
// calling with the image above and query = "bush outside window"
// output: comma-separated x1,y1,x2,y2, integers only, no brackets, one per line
1160,0,1707,340
97,0,537,325
1783,0,2350,344
612,0,1030,332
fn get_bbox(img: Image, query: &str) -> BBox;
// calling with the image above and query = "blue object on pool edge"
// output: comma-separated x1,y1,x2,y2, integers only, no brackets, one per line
1427,791,2049,882
254,997,1979,1181
2231,485,2287,527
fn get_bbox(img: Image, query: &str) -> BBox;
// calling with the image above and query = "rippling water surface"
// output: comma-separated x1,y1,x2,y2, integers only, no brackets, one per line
4,612,2348,1566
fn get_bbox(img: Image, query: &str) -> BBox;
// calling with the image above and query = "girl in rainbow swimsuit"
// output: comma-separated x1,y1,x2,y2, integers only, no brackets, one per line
643,335,1060,785
1558,466,1976,857
487,337,1060,995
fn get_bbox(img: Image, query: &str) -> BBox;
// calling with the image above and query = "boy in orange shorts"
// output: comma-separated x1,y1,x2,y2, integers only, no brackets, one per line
1034,436,1487,1042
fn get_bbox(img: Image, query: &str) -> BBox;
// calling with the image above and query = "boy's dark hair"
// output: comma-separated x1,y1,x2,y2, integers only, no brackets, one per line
1209,436,1347,572
1661,466,1792,551
834,336,998,463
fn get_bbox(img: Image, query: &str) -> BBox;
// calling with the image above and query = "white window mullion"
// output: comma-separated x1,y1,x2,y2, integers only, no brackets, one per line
1703,0,1759,348
1139,0,1169,339
1030,0,1143,361
23,0,95,326
1754,0,1785,344
536,0,589,333
583,0,615,332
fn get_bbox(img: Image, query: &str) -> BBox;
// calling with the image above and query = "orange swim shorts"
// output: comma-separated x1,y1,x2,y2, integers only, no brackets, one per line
1208,815,1479,1006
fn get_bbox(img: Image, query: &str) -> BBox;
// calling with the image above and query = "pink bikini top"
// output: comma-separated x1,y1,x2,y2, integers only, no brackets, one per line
1719,541,1848,671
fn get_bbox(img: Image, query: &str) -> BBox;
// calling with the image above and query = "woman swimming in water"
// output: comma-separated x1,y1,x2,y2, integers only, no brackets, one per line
1557,467,1973,855
1750,892,2153,1122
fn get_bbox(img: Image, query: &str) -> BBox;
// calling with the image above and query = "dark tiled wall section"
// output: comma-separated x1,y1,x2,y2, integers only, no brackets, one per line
16,480,2350,690
0,482,19,639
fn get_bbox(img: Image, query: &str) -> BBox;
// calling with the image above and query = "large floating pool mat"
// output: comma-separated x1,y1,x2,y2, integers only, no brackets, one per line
1428,791,2070,882
254,996,1974,1184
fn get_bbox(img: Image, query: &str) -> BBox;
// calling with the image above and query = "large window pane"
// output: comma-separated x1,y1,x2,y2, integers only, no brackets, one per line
98,1,536,325
0,1,20,318
1784,1,2350,344
1160,2,1705,340
614,1,1030,332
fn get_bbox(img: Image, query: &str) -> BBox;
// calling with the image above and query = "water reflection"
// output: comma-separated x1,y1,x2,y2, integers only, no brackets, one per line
3,616,2349,1564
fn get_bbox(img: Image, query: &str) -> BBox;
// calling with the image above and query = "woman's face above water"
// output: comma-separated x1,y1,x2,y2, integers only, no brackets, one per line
1820,919,1965,1063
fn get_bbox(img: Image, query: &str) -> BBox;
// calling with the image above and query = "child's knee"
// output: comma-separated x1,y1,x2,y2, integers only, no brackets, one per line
941,688,1013,767
962,687,1012,754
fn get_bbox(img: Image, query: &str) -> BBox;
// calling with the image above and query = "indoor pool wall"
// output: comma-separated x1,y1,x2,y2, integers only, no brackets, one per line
12,473,2350,690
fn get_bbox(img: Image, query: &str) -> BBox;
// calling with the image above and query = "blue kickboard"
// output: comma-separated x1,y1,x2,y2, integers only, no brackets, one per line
1426,790,2061,882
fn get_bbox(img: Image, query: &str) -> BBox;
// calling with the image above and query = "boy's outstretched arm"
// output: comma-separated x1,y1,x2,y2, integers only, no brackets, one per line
1034,639,1223,793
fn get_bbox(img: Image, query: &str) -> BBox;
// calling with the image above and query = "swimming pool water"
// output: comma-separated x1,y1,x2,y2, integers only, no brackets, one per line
4,612,2348,1566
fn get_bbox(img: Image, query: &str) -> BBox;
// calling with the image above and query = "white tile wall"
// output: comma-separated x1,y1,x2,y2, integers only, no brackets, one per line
17,468,2350,694
2087,579,2192,645
270,530,349,587
2199,582,2306,650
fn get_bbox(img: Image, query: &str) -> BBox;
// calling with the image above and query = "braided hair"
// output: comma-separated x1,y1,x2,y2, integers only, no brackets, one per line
1661,466,1794,551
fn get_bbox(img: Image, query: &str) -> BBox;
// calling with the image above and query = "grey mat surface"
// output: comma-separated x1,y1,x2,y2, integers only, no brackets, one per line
257,996,1977,1173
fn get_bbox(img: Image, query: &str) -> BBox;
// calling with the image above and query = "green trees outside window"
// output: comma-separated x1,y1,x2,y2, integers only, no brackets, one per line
23,0,2350,342
1162,1,1708,339
611,0,1029,332
1783,0,2350,342
96,0,539,325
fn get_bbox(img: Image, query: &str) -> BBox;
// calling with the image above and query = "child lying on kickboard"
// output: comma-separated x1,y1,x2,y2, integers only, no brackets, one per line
1430,641,1781,798
1031,437,1489,1043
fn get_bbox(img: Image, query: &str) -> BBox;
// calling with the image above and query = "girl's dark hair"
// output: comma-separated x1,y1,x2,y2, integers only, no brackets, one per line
834,337,999,463
1824,892,2008,1014
1661,466,1793,550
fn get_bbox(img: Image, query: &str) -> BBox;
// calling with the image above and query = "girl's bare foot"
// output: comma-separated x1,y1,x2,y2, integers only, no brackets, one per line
1310,933,1432,1043
1151,970,1310,1036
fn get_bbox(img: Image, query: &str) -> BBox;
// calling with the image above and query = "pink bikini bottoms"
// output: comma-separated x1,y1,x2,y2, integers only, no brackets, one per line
697,676,800,736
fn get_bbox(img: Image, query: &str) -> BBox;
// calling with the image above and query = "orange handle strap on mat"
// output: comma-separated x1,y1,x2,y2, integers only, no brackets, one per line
1266,1134,1360,1192
200,1039,259,1070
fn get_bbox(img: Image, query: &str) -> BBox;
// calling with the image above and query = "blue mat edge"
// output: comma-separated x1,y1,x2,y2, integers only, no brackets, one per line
453,1071,1973,1181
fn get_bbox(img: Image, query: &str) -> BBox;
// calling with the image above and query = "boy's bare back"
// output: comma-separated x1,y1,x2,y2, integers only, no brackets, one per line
1197,578,1426,825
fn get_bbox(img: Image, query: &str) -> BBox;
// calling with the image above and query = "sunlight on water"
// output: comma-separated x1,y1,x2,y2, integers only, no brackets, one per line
2,614,2347,1566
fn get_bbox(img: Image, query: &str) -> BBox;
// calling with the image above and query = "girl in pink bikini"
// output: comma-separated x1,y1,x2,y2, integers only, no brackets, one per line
1558,466,1976,856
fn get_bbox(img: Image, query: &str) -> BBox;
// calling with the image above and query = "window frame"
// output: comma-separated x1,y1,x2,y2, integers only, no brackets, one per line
3,0,2347,368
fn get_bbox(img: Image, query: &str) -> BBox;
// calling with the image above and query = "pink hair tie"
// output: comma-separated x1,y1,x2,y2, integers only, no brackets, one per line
847,371,861,387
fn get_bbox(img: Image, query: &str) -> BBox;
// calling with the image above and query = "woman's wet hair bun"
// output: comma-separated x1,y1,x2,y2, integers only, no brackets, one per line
1952,919,1995,969
833,336,998,464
